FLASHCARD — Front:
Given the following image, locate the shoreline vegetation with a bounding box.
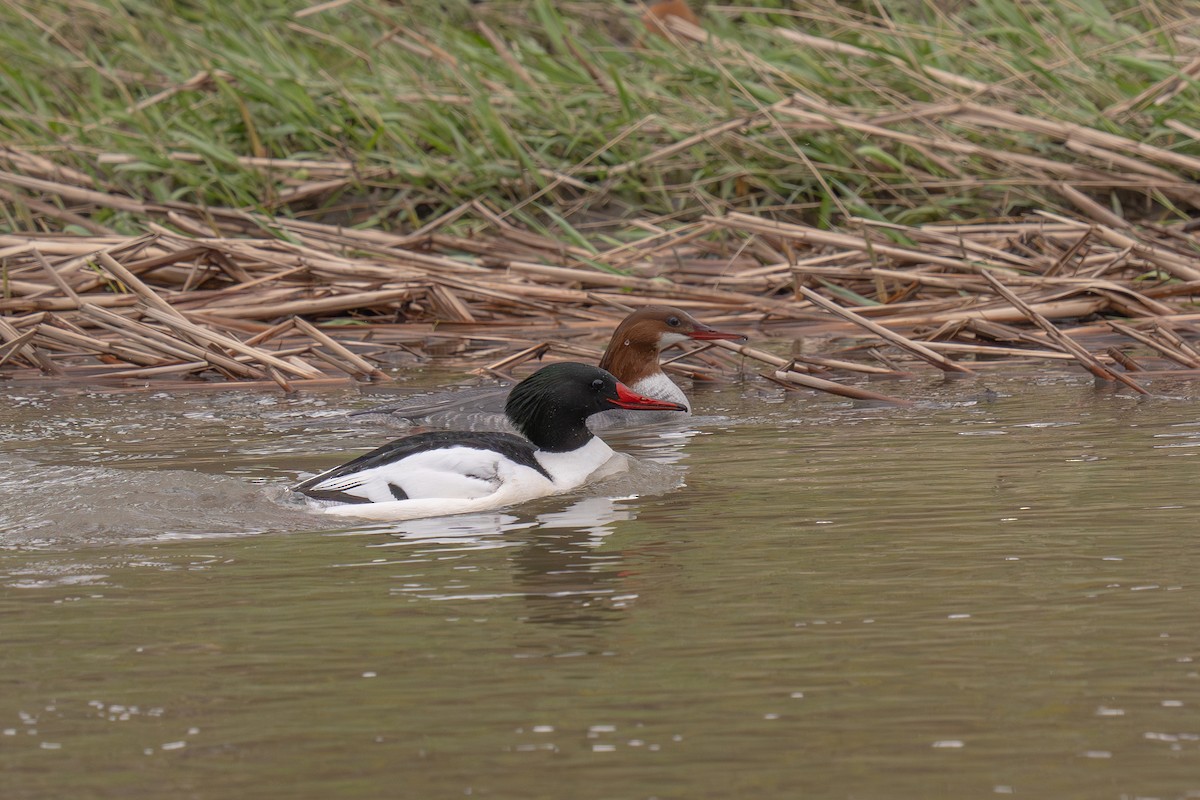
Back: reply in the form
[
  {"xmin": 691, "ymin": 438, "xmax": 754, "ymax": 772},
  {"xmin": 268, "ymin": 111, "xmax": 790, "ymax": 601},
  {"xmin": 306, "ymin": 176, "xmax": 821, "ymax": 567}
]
[{"xmin": 3, "ymin": 1, "xmax": 1200, "ymax": 402}]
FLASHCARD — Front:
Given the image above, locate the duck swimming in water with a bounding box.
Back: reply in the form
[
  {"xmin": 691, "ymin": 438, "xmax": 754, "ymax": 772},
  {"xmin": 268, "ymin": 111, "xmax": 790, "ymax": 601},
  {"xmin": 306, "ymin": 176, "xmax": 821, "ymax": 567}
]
[
  {"xmin": 296, "ymin": 362, "xmax": 687, "ymax": 521},
  {"xmin": 591, "ymin": 305, "xmax": 744, "ymax": 428}
]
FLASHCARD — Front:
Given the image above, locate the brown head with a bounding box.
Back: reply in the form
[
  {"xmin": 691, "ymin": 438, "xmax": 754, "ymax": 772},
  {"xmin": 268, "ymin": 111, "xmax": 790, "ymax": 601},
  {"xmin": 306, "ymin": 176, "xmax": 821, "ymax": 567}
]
[{"xmin": 597, "ymin": 306, "xmax": 746, "ymax": 386}]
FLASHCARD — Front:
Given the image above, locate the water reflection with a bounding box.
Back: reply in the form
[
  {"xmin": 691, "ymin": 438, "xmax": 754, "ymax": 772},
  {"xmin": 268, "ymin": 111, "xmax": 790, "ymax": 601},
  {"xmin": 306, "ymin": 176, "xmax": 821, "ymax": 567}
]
[
  {"xmin": 509, "ymin": 496, "xmax": 637, "ymax": 630},
  {"xmin": 316, "ymin": 429, "xmax": 692, "ymax": 624},
  {"xmin": 300, "ymin": 430, "xmax": 692, "ymax": 639},
  {"xmin": 344, "ymin": 495, "xmax": 643, "ymax": 631}
]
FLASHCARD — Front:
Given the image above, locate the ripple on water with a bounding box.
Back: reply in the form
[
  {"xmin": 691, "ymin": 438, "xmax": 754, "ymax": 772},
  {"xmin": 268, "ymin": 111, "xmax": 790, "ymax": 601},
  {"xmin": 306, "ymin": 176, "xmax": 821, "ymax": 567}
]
[
  {"xmin": 0, "ymin": 457, "xmax": 319, "ymax": 546},
  {"xmin": 4, "ymin": 374, "xmax": 1200, "ymax": 800}
]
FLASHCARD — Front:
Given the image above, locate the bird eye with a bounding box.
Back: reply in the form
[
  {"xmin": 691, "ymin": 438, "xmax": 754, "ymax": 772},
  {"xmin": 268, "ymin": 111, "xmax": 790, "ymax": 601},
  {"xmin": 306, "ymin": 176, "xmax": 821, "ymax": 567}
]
[
  {"xmin": 667, "ymin": 316, "xmax": 681, "ymax": 327},
  {"xmin": 591, "ymin": 378, "xmax": 605, "ymax": 391}
]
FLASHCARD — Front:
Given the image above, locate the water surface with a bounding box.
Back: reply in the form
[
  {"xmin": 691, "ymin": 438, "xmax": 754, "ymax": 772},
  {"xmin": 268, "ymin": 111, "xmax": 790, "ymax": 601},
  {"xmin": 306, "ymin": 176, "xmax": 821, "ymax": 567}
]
[{"xmin": 3, "ymin": 370, "xmax": 1199, "ymax": 799}]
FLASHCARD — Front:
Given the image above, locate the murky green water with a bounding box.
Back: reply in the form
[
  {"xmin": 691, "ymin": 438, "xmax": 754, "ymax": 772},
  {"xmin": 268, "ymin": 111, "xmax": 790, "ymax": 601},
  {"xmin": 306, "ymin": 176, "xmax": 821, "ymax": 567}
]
[{"xmin": 3, "ymin": 370, "xmax": 1200, "ymax": 799}]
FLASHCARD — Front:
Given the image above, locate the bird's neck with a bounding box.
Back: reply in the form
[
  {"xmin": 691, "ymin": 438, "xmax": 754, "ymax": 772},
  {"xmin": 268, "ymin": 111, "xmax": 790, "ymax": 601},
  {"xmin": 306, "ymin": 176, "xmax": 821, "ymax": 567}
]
[
  {"xmin": 599, "ymin": 338, "xmax": 661, "ymax": 387},
  {"xmin": 514, "ymin": 409, "xmax": 595, "ymax": 453}
]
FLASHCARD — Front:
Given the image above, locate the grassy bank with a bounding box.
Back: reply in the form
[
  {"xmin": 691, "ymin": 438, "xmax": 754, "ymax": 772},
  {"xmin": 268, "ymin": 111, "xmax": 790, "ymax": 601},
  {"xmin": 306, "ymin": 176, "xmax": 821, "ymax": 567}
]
[
  {"xmin": 3, "ymin": 0, "xmax": 1200, "ymax": 237},
  {"xmin": 3, "ymin": 1, "xmax": 1200, "ymax": 394}
]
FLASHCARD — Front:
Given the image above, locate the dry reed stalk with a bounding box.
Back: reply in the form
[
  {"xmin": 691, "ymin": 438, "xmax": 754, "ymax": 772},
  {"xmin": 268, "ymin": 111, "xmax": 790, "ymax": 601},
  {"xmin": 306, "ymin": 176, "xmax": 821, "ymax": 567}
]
[
  {"xmin": 1064, "ymin": 141, "xmax": 1184, "ymax": 184},
  {"xmin": 921, "ymin": 341, "xmax": 1077, "ymax": 360},
  {"xmin": 242, "ymin": 318, "xmax": 298, "ymax": 347},
  {"xmin": 33, "ymin": 323, "xmax": 164, "ymax": 366},
  {"xmin": 2, "ymin": 276, "xmax": 60, "ymax": 297},
  {"xmin": 200, "ymin": 288, "xmax": 414, "ymax": 319},
  {"xmin": 433, "ymin": 274, "xmax": 589, "ymax": 316},
  {"xmin": 480, "ymin": 342, "xmax": 552, "ymax": 374},
  {"xmin": 0, "ymin": 317, "xmax": 61, "ymax": 374},
  {"xmin": 470, "ymin": 203, "xmax": 596, "ymax": 260},
  {"xmin": 426, "ymin": 284, "xmax": 476, "ymax": 323},
  {"xmin": 1033, "ymin": 212, "xmax": 1200, "ymax": 281},
  {"xmin": 7, "ymin": 311, "xmax": 51, "ymax": 330},
  {"xmin": 606, "ymin": 113, "xmax": 775, "ymax": 179},
  {"xmin": 846, "ymin": 267, "xmax": 990, "ymax": 293},
  {"xmin": 304, "ymin": 348, "xmax": 364, "ymax": 380},
  {"xmin": 1054, "ymin": 183, "xmax": 1132, "ymax": 229},
  {"xmin": 291, "ymin": 316, "xmax": 390, "ymax": 380},
  {"xmin": 789, "ymin": 353, "xmax": 911, "ymax": 374},
  {"xmin": 0, "ymin": 147, "xmax": 98, "ymax": 187},
  {"xmin": 981, "ymin": 272, "xmax": 1150, "ymax": 394},
  {"xmin": 714, "ymin": 212, "xmax": 1015, "ymax": 273},
  {"xmin": 1154, "ymin": 324, "xmax": 1200, "ymax": 362},
  {"xmin": 266, "ymin": 365, "xmax": 297, "ymax": 393},
  {"xmin": 78, "ymin": 304, "xmax": 265, "ymax": 378},
  {"xmin": 72, "ymin": 246, "xmax": 207, "ymax": 292},
  {"xmin": 1144, "ymin": 279, "xmax": 1200, "ymax": 299},
  {"xmin": 504, "ymin": 260, "xmax": 794, "ymax": 313},
  {"xmin": 94, "ymin": 252, "xmax": 186, "ymax": 321},
  {"xmin": 32, "ymin": 249, "xmax": 83, "ymax": 306},
  {"xmin": 1107, "ymin": 56, "xmax": 1200, "ymax": 116},
  {"xmin": 1106, "ymin": 347, "xmax": 1145, "ymax": 372},
  {"xmin": 959, "ymin": 103, "xmax": 1200, "ymax": 177},
  {"xmin": 138, "ymin": 306, "xmax": 324, "ymax": 379},
  {"xmin": 0, "ymin": 328, "xmax": 38, "ymax": 369},
  {"xmin": 0, "ymin": 235, "xmax": 145, "ymax": 255},
  {"xmin": 883, "ymin": 297, "xmax": 1110, "ymax": 327},
  {"xmin": 774, "ymin": 104, "xmax": 1106, "ymax": 185},
  {"xmin": 0, "ymin": 186, "xmax": 113, "ymax": 235},
  {"xmin": 766, "ymin": 369, "xmax": 913, "ymax": 406},
  {"xmin": 709, "ymin": 338, "xmax": 789, "ymax": 369},
  {"xmin": 796, "ymin": 286, "xmax": 975, "ymax": 374},
  {"xmin": 772, "ymin": 28, "xmax": 996, "ymax": 94},
  {"xmin": 596, "ymin": 222, "xmax": 717, "ymax": 272},
  {"xmin": 850, "ymin": 219, "xmax": 1044, "ymax": 271},
  {"xmin": 186, "ymin": 265, "xmax": 312, "ymax": 303},
  {"xmin": 0, "ymin": 170, "xmax": 150, "ymax": 214},
  {"xmin": 97, "ymin": 151, "xmax": 360, "ymax": 177},
  {"xmin": 1105, "ymin": 321, "xmax": 1200, "ymax": 368},
  {"xmin": 94, "ymin": 361, "xmax": 213, "ymax": 379}
]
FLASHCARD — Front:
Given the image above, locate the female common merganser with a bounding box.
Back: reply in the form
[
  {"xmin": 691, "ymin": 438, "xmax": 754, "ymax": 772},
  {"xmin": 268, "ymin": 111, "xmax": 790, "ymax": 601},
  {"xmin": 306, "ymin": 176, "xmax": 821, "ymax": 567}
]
[
  {"xmin": 296, "ymin": 362, "xmax": 687, "ymax": 521},
  {"xmin": 355, "ymin": 306, "xmax": 745, "ymax": 430},
  {"xmin": 591, "ymin": 306, "xmax": 744, "ymax": 428}
]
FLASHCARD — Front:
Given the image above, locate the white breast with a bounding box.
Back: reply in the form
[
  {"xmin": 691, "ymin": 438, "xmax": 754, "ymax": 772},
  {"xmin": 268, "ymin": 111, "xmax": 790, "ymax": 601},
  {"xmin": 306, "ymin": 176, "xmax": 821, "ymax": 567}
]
[{"xmin": 534, "ymin": 436, "xmax": 617, "ymax": 490}]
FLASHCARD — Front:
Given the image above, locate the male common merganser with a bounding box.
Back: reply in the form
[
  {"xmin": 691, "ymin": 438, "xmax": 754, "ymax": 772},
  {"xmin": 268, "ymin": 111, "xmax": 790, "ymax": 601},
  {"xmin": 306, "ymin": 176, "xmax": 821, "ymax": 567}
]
[
  {"xmin": 354, "ymin": 306, "xmax": 745, "ymax": 430},
  {"xmin": 296, "ymin": 362, "xmax": 687, "ymax": 521}
]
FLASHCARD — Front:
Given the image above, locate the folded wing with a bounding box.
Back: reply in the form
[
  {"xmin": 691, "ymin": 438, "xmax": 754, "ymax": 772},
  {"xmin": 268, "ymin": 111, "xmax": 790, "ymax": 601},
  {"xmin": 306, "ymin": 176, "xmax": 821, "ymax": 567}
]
[{"xmin": 295, "ymin": 431, "xmax": 549, "ymax": 504}]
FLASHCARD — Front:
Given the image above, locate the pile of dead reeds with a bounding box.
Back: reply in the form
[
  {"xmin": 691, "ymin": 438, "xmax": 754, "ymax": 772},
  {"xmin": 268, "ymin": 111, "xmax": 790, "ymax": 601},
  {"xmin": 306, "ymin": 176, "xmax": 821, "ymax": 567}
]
[{"xmin": 3, "ymin": 162, "xmax": 1200, "ymax": 401}]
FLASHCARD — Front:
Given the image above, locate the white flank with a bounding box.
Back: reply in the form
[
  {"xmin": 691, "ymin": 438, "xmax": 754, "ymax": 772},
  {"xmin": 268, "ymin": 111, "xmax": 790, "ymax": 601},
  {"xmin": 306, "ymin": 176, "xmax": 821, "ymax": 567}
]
[{"xmin": 320, "ymin": 437, "xmax": 624, "ymax": 521}]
